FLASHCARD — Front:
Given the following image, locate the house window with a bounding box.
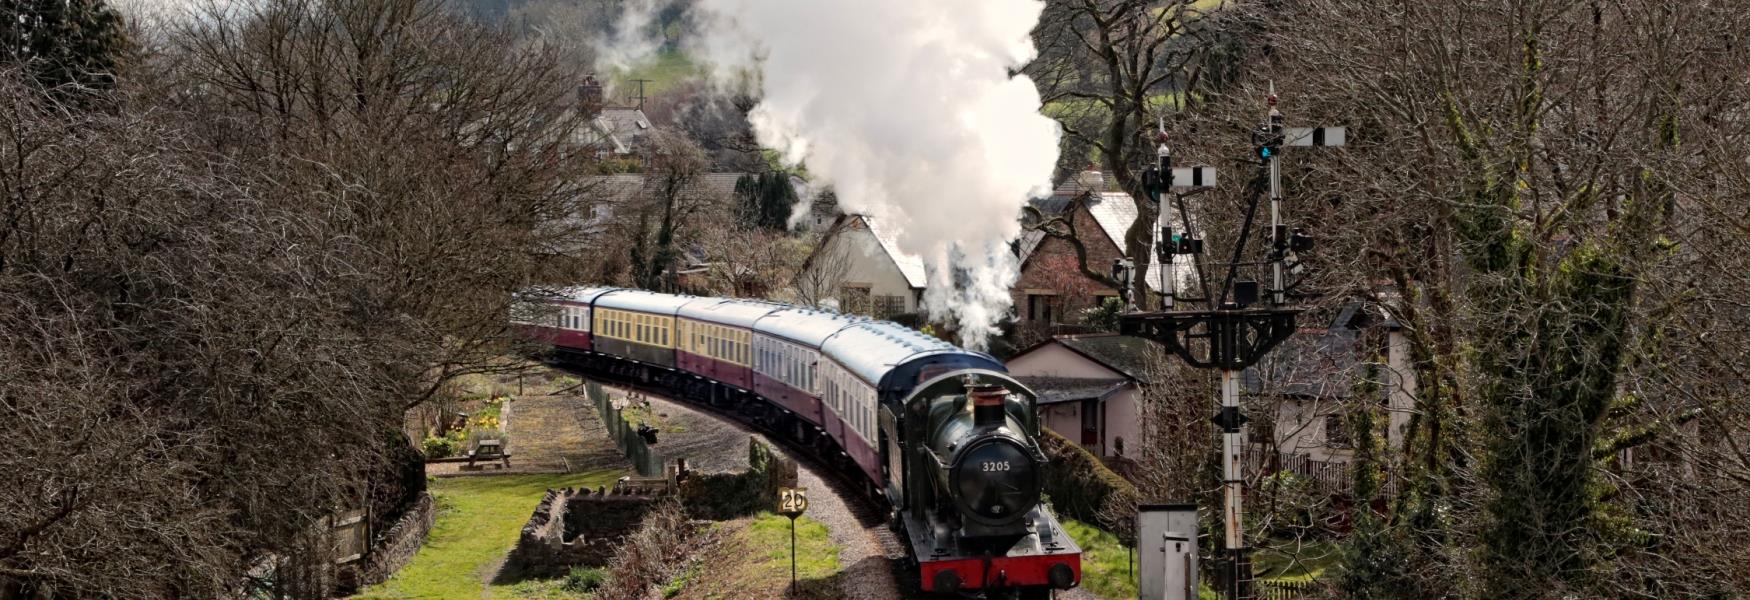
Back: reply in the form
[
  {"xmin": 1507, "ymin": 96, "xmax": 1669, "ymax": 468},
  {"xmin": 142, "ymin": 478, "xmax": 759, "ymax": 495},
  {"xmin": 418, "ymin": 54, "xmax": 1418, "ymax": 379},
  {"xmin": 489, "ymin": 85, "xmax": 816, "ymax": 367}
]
[
  {"xmin": 1325, "ymin": 414, "xmax": 1351, "ymax": 448},
  {"xmin": 1027, "ymin": 294, "xmax": 1056, "ymax": 323},
  {"xmin": 841, "ymin": 285, "xmax": 872, "ymax": 315},
  {"xmin": 873, "ymin": 295, "xmax": 906, "ymax": 318}
]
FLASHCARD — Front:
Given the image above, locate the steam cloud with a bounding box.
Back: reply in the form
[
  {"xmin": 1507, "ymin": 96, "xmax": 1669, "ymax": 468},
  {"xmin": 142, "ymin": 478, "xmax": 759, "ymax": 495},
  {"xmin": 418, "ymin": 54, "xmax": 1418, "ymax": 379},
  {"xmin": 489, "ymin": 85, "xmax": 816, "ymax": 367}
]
[{"xmin": 605, "ymin": 0, "xmax": 1059, "ymax": 350}]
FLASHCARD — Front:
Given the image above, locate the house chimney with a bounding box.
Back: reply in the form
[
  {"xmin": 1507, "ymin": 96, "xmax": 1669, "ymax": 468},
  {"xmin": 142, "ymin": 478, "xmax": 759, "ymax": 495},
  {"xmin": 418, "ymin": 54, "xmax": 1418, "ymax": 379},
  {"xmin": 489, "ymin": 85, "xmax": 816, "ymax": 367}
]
[
  {"xmin": 1077, "ymin": 165, "xmax": 1105, "ymax": 193},
  {"xmin": 578, "ymin": 75, "xmax": 605, "ymax": 118}
]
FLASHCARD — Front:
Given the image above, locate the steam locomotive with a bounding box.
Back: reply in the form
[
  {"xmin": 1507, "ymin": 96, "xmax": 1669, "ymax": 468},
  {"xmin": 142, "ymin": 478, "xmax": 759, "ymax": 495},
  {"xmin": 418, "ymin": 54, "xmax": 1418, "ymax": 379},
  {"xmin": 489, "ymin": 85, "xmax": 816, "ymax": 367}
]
[{"xmin": 514, "ymin": 287, "xmax": 1081, "ymax": 598}]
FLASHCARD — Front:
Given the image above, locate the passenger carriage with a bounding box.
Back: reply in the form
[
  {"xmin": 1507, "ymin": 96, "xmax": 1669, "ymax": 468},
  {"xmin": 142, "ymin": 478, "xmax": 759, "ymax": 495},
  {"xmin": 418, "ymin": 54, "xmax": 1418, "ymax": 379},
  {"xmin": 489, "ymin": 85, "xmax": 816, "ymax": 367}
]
[
  {"xmin": 591, "ymin": 289, "xmax": 690, "ymax": 367},
  {"xmin": 675, "ymin": 298, "xmax": 777, "ymax": 389},
  {"xmin": 749, "ymin": 307, "xmax": 866, "ymax": 427},
  {"xmin": 512, "ymin": 287, "xmax": 612, "ymax": 351}
]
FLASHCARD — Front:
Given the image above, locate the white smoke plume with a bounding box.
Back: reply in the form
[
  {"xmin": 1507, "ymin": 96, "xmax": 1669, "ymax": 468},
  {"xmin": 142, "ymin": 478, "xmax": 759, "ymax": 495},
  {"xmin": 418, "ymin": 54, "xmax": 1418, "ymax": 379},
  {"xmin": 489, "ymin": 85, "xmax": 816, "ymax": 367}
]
[{"xmin": 606, "ymin": 1, "xmax": 1060, "ymax": 350}]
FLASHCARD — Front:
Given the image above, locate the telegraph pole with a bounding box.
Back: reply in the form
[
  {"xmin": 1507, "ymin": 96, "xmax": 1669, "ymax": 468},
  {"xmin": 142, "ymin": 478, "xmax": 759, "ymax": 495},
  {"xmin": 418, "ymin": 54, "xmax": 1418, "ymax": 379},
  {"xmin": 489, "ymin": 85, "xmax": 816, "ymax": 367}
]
[{"xmin": 1124, "ymin": 91, "xmax": 1344, "ymax": 600}]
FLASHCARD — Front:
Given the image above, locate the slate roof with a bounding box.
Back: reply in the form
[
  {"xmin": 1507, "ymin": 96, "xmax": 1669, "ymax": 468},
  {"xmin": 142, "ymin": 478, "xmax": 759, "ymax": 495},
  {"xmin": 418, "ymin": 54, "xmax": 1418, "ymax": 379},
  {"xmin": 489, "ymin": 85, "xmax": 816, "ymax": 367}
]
[
  {"xmin": 1016, "ymin": 195, "xmax": 1073, "ymax": 263},
  {"xmin": 860, "ymin": 215, "xmax": 929, "ymax": 289},
  {"xmin": 1252, "ymin": 328, "xmax": 1363, "ymax": 398},
  {"xmin": 1014, "ymin": 376, "xmax": 1131, "ymax": 405},
  {"xmin": 1011, "ymin": 333, "xmax": 1160, "ymax": 382},
  {"xmin": 1248, "ymin": 303, "xmax": 1375, "ymax": 399},
  {"xmin": 583, "ymin": 107, "xmax": 653, "ymax": 155}
]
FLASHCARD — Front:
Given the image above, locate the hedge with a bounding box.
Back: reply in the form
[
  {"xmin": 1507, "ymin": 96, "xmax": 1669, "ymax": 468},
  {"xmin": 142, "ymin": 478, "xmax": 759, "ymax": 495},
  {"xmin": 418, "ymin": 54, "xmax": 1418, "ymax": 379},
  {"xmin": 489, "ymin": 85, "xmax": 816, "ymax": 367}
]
[{"xmin": 1040, "ymin": 428, "xmax": 1142, "ymax": 541}]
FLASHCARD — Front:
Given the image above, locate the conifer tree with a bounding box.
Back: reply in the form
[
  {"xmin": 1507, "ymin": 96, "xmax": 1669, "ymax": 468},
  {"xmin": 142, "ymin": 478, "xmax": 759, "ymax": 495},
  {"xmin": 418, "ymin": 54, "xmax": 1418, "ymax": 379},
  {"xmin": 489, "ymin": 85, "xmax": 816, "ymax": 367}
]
[{"xmin": 1, "ymin": 0, "xmax": 131, "ymax": 100}]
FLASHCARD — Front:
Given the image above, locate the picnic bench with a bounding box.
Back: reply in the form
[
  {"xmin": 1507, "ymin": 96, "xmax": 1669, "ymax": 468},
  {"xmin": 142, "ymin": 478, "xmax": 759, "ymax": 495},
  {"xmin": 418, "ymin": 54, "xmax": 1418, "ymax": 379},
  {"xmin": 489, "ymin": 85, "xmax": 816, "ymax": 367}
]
[{"xmin": 466, "ymin": 439, "xmax": 512, "ymax": 469}]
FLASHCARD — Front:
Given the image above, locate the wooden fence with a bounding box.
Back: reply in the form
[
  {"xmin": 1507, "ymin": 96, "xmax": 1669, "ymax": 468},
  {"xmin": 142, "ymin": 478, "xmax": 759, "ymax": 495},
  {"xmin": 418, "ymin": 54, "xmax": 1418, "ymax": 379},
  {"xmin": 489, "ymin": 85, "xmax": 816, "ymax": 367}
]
[
  {"xmin": 1244, "ymin": 446, "xmax": 1400, "ymax": 498},
  {"xmin": 1256, "ymin": 578, "xmax": 1319, "ymax": 600},
  {"xmin": 328, "ymin": 508, "xmax": 368, "ymax": 565}
]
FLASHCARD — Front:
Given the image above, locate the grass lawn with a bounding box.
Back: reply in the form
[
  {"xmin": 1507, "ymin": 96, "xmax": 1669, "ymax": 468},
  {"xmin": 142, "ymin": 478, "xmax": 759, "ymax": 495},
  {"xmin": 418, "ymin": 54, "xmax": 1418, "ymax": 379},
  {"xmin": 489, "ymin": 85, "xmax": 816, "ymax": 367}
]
[
  {"xmin": 1061, "ymin": 518, "xmax": 1222, "ymax": 600},
  {"xmin": 668, "ymin": 512, "xmax": 840, "ymax": 600},
  {"xmin": 1062, "ymin": 518, "xmax": 1139, "ymax": 600},
  {"xmin": 355, "ymin": 470, "xmax": 622, "ymax": 600}
]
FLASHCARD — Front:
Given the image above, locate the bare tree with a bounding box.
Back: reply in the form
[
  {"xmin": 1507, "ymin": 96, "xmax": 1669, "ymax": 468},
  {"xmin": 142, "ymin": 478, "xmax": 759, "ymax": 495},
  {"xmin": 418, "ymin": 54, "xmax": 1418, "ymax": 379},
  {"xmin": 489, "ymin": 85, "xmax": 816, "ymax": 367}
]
[
  {"xmin": 625, "ymin": 130, "xmax": 712, "ymax": 291},
  {"xmin": 2, "ymin": 0, "xmax": 611, "ymax": 594},
  {"xmin": 791, "ymin": 226, "xmax": 853, "ymax": 310},
  {"xmin": 1027, "ymin": 0, "xmax": 1259, "ymax": 307},
  {"xmin": 1171, "ymin": 0, "xmax": 1750, "ymax": 597}
]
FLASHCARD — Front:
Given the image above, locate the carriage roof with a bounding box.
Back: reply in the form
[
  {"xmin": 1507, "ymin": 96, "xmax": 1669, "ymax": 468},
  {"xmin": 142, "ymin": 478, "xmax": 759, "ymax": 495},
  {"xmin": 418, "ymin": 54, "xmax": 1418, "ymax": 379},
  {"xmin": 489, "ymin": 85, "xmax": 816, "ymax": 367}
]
[
  {"xmin": 677, "ymin": 298, "xmax": 786, "ymax": 328},
  {"xmin": 594, "ymin": 289, "xmax": 697, "ymax": 314},
  {"xmin": 820, "ymin": 321, "xmax": 967, "ymax": 385},
  {"xmin": 755, "ymin": 308, "xmax": 869, "ymax": 346}
]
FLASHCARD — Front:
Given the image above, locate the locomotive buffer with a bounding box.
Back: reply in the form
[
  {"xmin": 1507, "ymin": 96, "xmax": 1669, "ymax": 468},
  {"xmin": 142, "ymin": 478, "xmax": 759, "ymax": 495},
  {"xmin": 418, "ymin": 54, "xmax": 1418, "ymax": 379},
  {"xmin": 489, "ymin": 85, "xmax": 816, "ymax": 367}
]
[{"xmin": 1121, "ymin": 92, "xmax": 1343, "ymax": 600}]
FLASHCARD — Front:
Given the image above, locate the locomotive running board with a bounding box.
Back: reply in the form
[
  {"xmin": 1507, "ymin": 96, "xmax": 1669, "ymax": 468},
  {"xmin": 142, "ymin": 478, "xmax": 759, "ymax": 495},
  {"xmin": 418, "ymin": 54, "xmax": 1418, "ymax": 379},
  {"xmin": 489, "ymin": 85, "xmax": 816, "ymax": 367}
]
[{"xmin": 900, "ymin": 507, "xmax": 1082, "ymax": 592}]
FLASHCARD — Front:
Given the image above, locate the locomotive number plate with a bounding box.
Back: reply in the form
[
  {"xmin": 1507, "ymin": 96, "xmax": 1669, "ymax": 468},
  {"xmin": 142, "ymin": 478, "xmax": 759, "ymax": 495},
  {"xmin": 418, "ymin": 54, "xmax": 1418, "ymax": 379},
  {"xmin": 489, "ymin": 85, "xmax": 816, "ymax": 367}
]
[
  {"xmin": 778, "ymin": 487, "xmax": 809, "ymax": 517},
  {"xmin": 981, "ymin": 461, "xmax": 1012, "ymax": 472}
]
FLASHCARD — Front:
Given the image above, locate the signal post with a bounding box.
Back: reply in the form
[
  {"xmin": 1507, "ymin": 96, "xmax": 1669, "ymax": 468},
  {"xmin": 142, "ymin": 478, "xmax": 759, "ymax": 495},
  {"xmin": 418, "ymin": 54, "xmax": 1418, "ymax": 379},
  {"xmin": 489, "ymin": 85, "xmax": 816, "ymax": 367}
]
[{"xmin": 1122, "ymin": 92, "xmax": 1343, "ymax": 600}]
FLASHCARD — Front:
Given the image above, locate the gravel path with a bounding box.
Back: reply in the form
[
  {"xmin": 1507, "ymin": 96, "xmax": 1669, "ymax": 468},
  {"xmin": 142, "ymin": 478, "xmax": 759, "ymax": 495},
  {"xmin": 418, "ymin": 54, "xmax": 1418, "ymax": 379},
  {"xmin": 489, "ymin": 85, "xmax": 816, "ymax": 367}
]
[{"xmin": 787, "ymin": 448, "xmax": 907, "ymax": 600}]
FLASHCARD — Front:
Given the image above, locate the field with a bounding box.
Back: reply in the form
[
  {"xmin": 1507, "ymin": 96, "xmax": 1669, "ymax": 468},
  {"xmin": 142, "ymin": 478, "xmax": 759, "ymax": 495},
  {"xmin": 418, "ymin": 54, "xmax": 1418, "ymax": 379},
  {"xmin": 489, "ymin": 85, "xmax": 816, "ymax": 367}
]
[
  {"xmin": 354, "ymin": 470, "xmax": 622, "ymax": 600},
  {"xmin": 608, "ymin": 50, "xmax": 702, "ymax": 99}
]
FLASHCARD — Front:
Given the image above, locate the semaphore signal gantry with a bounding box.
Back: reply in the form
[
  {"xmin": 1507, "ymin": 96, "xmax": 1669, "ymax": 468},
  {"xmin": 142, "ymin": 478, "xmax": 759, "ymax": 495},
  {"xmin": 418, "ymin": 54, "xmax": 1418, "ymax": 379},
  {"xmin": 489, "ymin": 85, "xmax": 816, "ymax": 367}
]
[{"xmin": 1119, "ymin": 90, "xmax": 1346, "ymax": 600}]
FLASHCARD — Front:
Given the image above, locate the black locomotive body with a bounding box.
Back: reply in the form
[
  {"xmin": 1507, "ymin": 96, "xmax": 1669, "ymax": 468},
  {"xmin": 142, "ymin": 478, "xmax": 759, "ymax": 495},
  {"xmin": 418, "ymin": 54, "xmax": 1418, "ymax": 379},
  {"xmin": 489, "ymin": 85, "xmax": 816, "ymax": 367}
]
[{"xmin": 886, "ymin": 370, "xmax": 1082, "ymax": 597}]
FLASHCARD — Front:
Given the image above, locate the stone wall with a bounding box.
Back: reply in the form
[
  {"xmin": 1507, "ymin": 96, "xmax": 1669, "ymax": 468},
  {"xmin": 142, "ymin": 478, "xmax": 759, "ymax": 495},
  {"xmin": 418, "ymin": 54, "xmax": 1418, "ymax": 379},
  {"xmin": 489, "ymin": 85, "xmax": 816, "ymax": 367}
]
[
  {"xmin": 507, "ymin": 440, "xmax": 796, "ymax": 577},
  {"xmin": 677, "ymin": 438, "xmax": 795, "ymax": 520},
  {"xmin": 507, "ymin": 486, "xmax": 665, "ymax": 578},
  {"xmin": 337, "ymin": 491, "xmax": 436, "ymax": 592}
]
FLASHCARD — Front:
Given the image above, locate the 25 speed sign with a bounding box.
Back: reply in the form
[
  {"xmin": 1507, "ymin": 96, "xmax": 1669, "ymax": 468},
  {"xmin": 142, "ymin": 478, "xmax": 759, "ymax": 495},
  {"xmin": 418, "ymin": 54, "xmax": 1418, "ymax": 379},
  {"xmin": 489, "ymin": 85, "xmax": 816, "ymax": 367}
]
[{"xmin": 778, "ymin": 487, "xmax": 809, "ymax": 518}]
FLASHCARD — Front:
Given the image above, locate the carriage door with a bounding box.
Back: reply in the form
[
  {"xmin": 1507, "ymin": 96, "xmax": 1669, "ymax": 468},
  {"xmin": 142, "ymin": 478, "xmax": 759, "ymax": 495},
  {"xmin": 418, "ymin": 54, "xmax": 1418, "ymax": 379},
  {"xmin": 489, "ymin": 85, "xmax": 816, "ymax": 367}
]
[{"xmin": 879, "ymin": 406, "xmax": 904, "ymax": 507}]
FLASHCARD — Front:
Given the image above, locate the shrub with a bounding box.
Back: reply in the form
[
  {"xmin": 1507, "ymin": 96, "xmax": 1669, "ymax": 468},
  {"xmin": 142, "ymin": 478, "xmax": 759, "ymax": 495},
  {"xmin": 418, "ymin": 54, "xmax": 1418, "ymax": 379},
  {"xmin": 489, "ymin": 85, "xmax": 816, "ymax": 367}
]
[
  {"xmin": 596, "ymin": 500, "xmax": 693, "ymax": 600},
  {"xmin": 420, "ymin": 435, "xmax": 457, "ymax": 459},
  {"xmin": 562, "ymin": 566, "xmax": 607, "ymax": 593},
  {"xmin": 1039, "ymin": 428, "xmax": 1140, "ymax": 536}
]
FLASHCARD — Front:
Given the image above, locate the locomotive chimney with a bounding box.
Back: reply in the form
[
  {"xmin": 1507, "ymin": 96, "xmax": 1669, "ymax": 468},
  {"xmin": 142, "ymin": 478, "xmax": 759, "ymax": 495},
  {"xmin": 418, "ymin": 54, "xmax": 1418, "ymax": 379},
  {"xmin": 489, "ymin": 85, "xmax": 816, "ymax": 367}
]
[{"xmin": 969, "ymin": 384, "xmax": 1007, "ymax": 427}]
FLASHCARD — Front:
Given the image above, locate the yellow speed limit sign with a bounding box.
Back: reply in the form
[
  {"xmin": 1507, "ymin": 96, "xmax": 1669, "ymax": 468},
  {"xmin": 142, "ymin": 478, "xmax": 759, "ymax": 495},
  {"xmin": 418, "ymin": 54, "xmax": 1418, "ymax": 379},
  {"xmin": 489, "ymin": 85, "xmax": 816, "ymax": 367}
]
[{"xmin": 778, "ymin": 487, "xmax": 809, "ymax": 518}]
